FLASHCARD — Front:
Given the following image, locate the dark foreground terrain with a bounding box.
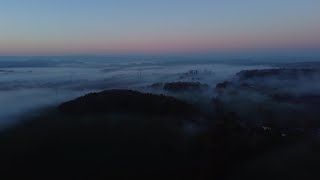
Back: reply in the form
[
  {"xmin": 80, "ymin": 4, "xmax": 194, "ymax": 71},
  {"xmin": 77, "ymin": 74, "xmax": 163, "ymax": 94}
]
[{"xmin": 1, "ymin": 68, "xmax": 320, "ymax": 179}]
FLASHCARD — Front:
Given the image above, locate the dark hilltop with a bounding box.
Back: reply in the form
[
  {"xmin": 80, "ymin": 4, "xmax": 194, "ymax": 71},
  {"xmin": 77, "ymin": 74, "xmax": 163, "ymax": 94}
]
[{"xmin": 0, "ymin": 68, "xmax": 320, "ymax": 180}]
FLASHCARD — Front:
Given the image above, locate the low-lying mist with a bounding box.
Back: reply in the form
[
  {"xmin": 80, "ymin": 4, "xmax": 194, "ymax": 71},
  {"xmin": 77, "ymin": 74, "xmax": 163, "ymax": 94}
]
[
  {"xmin": 2, "ymin": 56, "xmax": 320, "ymax": 129},
  {"xmin": 0, "ymin": 57, "xmax": 272, "ymax": 127}
]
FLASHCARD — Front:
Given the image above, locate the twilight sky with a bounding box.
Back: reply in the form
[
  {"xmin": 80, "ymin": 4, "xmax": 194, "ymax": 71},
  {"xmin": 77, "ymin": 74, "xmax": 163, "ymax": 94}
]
[{"xmin": 0, "ymin": 0, "xmax": 319, "ymax": 55}]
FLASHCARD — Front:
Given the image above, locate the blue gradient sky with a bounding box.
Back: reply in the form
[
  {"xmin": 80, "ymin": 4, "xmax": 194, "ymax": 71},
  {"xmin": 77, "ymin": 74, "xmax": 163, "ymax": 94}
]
[{"xmin": 0, "ymin": 0, "xmax": 319, "ymax": 55}]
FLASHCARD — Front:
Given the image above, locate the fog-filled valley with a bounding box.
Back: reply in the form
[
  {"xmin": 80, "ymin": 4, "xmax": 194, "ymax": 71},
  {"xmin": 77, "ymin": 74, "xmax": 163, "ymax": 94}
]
[
  {"xmin": 1, "ymin": 56, "xmax": 320, "ymax": 179},
  {"xmin": 0, "ymin": 56, "xmax": 271, "ymax": 127}
]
